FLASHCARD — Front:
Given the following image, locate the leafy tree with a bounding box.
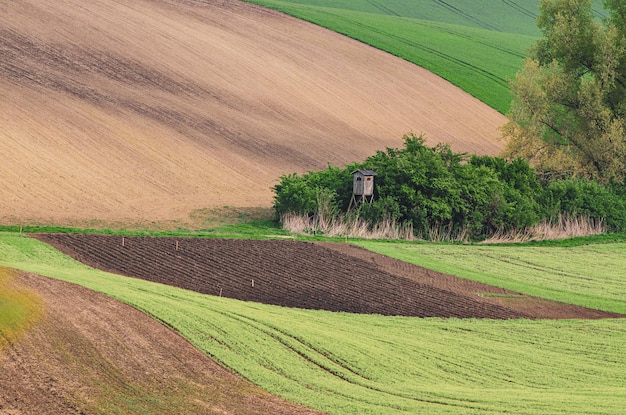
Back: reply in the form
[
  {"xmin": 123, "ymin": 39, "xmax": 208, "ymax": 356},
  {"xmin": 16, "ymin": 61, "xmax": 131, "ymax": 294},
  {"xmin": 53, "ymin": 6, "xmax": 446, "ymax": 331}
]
[
  {"xmin": 468, "ymin": 155, "xmax": 543, "ymax": 230},
  {"xmin": 503, "ymin": 0, "xmax": 626, "ymax": 183}
]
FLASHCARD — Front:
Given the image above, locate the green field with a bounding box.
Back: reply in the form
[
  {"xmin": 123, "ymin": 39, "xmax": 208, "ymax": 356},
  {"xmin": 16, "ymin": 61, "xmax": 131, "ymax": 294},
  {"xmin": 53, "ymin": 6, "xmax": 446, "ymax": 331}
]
[
  {"xmin": 355, "ymin": 239, "xmax": 626, "ymax": 315},
  {"xmin": 244, "ymin": 0, "xmax": 607, "ymax": 113},
  {"xmin": 1, "ymin": 232, "xmax": 625, "ymax": 414}
]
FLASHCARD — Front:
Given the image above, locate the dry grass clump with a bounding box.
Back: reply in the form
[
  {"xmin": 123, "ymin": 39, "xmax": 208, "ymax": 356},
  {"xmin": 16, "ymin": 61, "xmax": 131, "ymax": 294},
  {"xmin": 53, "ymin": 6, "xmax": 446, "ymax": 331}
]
[
  {"xmin": 414, "ymin": 225, "xmax": 470, "ymax": 243},
  {"xmin": 280, "ymin": 212, "xmax": 415, "ymax": 240},
  {"xmin": 481, "ymin": 214, "xmax": 606, "ymax": 244},
  {"xmin": 282, "ymin": 212, "xmax": 606, "ymax": 243}
]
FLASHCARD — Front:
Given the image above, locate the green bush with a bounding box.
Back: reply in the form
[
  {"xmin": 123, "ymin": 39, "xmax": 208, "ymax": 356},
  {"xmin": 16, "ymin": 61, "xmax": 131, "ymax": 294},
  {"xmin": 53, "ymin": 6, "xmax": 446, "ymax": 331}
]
[
  {"xmin": 363, "ymin": 136, "xmax": 461, "ymax": 233},
  {"xmin": 272, "ymin": 165, "xmax": 355, "ymax": 219},
  {"xmin": 540, "ymin": 179, "xmax": 626, "ymax": 232},
  {"xmin": 272, "ymin": 134, "xmax": 626, "ymax": 239},
  {"xmin": 360, "ymin": 134, "xmax": 542, "ymax": 238},
  {"xmin": 467, "ymin": 155, "xmax": 542, "ymax": 233}
]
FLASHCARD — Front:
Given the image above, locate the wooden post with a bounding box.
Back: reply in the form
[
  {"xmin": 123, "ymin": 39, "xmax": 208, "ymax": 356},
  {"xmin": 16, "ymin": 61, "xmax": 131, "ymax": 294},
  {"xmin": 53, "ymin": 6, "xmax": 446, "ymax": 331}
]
[
  {"xmin": 251, "ymin": 279, "xmax": 255, "ymax": 288},
  {"xmin": 219, "ymin": 288, "xmax": 223, "ymax": 297},
  {"xmin": 121, "ymin": 236, "xmax": 125, "ymax": 247},
  {"xmin": 176, "ymin": 240, "xmax": 179, "ymax": 251}
]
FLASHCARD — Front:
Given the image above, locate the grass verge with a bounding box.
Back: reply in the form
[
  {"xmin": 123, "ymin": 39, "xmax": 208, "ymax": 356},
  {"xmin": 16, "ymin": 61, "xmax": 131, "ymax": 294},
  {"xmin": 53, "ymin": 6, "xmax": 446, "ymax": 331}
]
[{"xmin": 0, "ymin": 209, "xmax": 286, "ymax": 240}]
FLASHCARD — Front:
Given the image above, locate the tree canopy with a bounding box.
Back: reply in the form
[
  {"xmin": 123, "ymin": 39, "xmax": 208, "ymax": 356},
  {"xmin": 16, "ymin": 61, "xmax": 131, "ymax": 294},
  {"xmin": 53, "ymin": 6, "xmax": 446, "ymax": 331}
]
[{"xmin": 503, "ymin": 0, "xmax": 626, "ymax": 183}]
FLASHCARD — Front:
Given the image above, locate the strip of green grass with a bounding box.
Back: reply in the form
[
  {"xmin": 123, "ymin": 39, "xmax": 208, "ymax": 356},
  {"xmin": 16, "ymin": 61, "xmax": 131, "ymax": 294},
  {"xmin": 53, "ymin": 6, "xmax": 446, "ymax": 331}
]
[
  {"xmin": 0, "ymin": 218, "xmax": 289, "ymax": 240},
  {"xmin": 1, "ymin": 232, "xmax": 625, "ymax": 414},
  {"xmin": 245, "ymin": 0, "xmax": 538, "ymax": 113},
  {"xmin": 354, "ymin": 240, "xmax": 626, "ymax": 314}
]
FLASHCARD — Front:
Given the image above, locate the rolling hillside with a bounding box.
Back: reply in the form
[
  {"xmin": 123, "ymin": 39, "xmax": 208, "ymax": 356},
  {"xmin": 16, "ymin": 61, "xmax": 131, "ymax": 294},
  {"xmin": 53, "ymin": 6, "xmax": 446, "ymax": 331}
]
[
  {"xmin": 0, "ymin": 268, "xmax": 323, "ymax": 414},
  {"xmin": 246, "ymin": 1, "xmax": 608, "ymax": 113},
  {"xmin": 246, "ymin": 0, "xmax": 540, "ymax": 112},
  {"xmin": 1, "ymin": 0, "xmax": 507, "ymax": 227}
]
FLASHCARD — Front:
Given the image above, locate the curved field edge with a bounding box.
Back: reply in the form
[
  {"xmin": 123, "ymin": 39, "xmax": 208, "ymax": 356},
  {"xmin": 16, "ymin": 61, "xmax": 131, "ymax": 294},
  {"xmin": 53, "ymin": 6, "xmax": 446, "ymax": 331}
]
[
  {"xmin": 0, "ymin": 233, "xmax": 625, "ymax": 414},
  {"xmin": 243, "ymin": 0, "xmax": 537, "ymax": 113},
  {"xmin": 354, "ymin": 241, "xmax": 626, "ymax": 315}
]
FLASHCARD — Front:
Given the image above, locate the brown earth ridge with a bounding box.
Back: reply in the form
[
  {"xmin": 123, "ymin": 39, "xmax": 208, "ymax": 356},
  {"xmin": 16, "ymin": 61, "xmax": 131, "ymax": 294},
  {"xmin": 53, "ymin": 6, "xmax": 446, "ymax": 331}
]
[
  {"xmin": 1, "ymin": 0, "xmax": 507, "ymax": 226},
  {"xmin": 34, "ymin": 234, "xmax": 624, "ymax": 320}
]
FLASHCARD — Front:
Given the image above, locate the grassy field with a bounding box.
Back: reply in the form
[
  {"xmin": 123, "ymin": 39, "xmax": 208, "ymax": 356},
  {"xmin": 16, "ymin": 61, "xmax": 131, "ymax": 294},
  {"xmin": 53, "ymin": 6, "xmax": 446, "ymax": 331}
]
[
  {"xmin": 355, "ymin": 239, "xmax": 626, "ymax": 314},
  {"xmin": 253, "ymin": 0, "xmax": 542, "ymax": 35},
  {"xmin": 244, "ymin": 0, "xmax": 608, "ymax": 113},
  {"xmin": 1, "ymin": 231, "xmax": 625, "ymax": 414}
]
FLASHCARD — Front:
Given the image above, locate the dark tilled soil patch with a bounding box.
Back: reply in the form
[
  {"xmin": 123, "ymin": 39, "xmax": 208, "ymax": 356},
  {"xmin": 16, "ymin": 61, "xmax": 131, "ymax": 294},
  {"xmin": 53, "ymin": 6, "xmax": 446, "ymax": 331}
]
[{"xmin": 34, "ymin": 234, "xmax": 624, "ymax": 320}]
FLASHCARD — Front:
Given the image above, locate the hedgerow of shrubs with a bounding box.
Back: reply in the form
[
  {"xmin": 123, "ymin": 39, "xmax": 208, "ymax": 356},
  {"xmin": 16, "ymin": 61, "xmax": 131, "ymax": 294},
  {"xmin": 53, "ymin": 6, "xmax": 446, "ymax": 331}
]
[{"xmin": 273, "ymin": 134, "xmax": 626, "ymax": 240}]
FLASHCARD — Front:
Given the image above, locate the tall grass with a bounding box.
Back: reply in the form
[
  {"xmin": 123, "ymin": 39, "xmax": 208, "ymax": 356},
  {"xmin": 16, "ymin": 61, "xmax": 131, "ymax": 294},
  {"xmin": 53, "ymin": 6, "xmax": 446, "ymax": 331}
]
[
  {"xmin": 482, "ymin": 214, "xmax": 606, "ymax": 244},
  {"xmin": 281, "ymin": 212, "xmax": 607, "ymax": 243},
  {"xmin": 281, "ymin": 190, "xmax": 415, "ymax": 239},
  {"xmin": 281, "ymin": 211, "xmax": 415, "ymax": 240},
  {"xmin": 281, "ymin": 211, "xmax": 606, "ymax": 243},
  {"xmin": 0, "ymin": 267, "xmax": 42, "ymax": 348},
  {"xmin": 414, "ymin": 223, "xmax": 470, "ymax": 243}
]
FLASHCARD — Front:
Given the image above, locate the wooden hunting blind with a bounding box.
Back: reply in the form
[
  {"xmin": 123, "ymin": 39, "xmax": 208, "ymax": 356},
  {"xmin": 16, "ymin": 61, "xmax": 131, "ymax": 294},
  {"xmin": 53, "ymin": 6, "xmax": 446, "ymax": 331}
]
[{"xmin": 349, "ymin": 169, "xmax": 376, "ymax": 210}]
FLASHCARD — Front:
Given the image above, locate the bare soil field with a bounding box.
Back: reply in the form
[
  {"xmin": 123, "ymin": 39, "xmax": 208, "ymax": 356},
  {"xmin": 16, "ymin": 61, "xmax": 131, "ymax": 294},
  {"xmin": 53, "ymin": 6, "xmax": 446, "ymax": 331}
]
[
  {"xmin": 0, "ymin": 268, "xmax": 325, "ymax": 415},
  {"xmin": 34, "ymin": 234, "xmax": 623, "ymax": 320},
  {"xmin": 1, "ymin": 0, "xmax": 507, "ymax": 227}
]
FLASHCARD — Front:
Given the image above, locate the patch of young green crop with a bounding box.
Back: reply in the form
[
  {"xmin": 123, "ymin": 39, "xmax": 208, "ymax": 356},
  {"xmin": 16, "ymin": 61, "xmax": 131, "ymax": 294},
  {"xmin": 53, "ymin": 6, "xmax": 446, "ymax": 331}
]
[
  {"xmin": 245, "ymin": 0, "xmax": 538, "ymax": 112},
  {"xmin": 355, "ymin": 240, "xmax": 626, "ymax": 314},
  {"xmin": 245, "ymin": 0, "xmax": 608, "ymax": 112},
  {"xmin": 0, "ymin": 294, "xmax": 34, "ymax": 343},
  {"xmin": 0, "ymin": 267, "xmax": 42, "ymax": 348},
  {"xmin": 1, "ymin": 233, "xmax": 625, "ymax": 414},
  {"xmin": 247, "ymin": 0, "xmax": 543, "ymax": 36}
]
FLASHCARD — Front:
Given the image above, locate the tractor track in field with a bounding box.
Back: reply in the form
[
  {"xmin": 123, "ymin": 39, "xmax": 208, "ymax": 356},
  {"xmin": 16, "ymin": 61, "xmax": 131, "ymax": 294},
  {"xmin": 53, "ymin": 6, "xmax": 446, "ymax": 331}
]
[
  {"xmin": 431, "ymin": 0, "xmax": 500, "ymax": 32},
  {"xmin": 366, "ymin": 0, "xmax": 401, "ymax": 17},
  {"xmin": 33, "ymin": 234, "xmax": 624, "ymax": 320},
  {"xmin": 501, "ymin": 0, "xmax": 537, "ymax": 19},
  {"xmin": 324, "ymin": 12, "xmax": 510, "ymax": 88}
]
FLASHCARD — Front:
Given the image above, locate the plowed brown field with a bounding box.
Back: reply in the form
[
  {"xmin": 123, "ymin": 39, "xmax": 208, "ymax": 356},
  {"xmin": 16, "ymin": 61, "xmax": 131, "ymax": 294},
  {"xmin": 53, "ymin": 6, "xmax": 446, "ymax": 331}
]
[
  {"xmin": 0, "ymin": 268, "xmax": 324, "ymax": 415},
  {"xmin": 1, "ymin": 0, "xmax": 507, "ymax": 227},
  {"xmin": 34, "ymin": 234, "xmax": 623, "ymax": 320}
]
